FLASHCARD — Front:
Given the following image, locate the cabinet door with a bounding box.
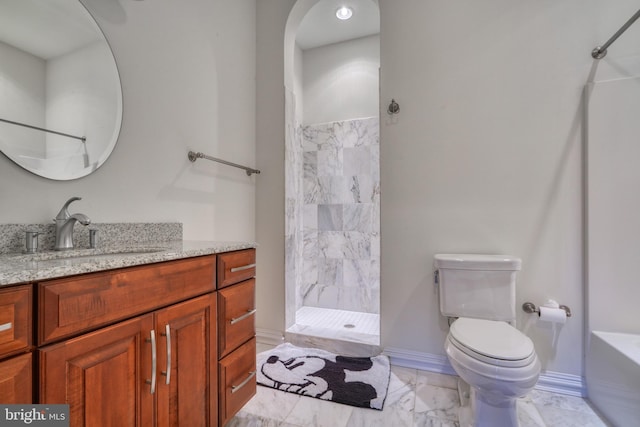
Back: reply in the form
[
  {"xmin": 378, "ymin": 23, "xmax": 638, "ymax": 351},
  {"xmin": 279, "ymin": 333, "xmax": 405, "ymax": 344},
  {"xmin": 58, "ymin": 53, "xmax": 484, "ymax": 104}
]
[
  {"xmin": 155, "ymin": 294, "xmax": 217, "ymax": 427},
  {"xmin": 0, "ymin": 352, "xmax": 32, "ymax": 403},
  {"xmin": 40, "ymin": 315, "xmax": 154, "ymax": 427}
]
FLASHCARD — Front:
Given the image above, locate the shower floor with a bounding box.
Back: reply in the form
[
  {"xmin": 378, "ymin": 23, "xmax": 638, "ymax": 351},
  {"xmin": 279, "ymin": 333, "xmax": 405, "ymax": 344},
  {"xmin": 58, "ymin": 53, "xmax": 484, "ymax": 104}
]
[{"xmin": 285, "ymin": 306, "xmax": 380, "ymax": 356}]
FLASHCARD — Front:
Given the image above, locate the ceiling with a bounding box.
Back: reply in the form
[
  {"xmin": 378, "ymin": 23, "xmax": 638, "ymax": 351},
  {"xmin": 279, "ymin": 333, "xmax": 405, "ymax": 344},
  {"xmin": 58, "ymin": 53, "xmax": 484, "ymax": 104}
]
[
  {"xmin": 0, "ymin": 0, "xmax": 379, "ymax": 58},
  {"xmin": 296, "ymin": 0, "xmax": 380, "ymax": 50}
]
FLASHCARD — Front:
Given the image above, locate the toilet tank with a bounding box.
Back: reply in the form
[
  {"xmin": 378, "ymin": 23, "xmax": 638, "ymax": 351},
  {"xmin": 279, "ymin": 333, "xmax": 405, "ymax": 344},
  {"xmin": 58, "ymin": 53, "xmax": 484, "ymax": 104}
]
[{"xmin": 434, "ymin": 254, "xmax": 522, "ymax": 322}]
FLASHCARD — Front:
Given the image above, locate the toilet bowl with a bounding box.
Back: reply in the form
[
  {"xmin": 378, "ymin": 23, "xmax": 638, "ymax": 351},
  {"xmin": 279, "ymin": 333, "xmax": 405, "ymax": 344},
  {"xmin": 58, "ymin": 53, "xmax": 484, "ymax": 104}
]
[{"xmin": 445, "ymin": 317, "xmax": 540, "ymax": 427}]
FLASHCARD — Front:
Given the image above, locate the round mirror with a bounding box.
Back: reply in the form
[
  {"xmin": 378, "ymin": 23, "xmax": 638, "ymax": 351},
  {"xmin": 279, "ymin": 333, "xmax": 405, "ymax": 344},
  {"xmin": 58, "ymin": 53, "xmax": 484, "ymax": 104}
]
[{"xmin": 0, "ymin": 0, "xmax": 122, "ymax": 180}]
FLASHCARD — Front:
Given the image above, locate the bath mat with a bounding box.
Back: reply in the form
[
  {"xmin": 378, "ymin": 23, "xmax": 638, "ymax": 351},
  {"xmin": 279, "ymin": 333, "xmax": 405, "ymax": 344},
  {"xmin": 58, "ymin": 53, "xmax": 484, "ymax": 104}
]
[{"xmin": 257, "ymin": 342, "xmax": 390, "ymax": 410}]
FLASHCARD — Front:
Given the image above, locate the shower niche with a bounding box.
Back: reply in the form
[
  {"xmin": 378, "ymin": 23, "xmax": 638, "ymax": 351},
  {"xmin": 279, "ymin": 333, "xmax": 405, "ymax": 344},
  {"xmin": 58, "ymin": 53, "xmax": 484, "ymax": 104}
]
[{"xmin": 284, "ymin": 0, "xmax": 380, "ymax": 356}]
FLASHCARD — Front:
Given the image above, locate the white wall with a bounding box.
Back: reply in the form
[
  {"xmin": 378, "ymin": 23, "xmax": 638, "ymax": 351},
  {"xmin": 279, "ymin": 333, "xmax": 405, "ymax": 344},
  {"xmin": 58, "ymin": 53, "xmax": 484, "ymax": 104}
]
[
  {"xmin": 0, "ymin": 0, "xmax": 256, "ymax": 243},
  {"xmin": 256, "ymin": 0, "xmax": 297, "ymax": 336},
  {"xmin": 257, "ymin": 0, "xmax": 640, "ymax": 378},
  {"xmin": 376, "ymin": 0, "xmax": 640, "ymax": 378},
  {"xmin": 302, "ymin": 35, "xmax": 379, "ymax": 125},
  {"xmin": 378, "ymin": 0, "xmax": 583, "ymax": 377}
]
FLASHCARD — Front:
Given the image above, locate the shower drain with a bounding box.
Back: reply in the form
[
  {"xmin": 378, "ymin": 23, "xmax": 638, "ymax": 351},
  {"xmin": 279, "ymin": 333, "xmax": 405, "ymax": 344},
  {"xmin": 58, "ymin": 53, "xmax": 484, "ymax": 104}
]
[{"xmin": 343, "ymin": 323, "xmax": 356, "ymax": 329}]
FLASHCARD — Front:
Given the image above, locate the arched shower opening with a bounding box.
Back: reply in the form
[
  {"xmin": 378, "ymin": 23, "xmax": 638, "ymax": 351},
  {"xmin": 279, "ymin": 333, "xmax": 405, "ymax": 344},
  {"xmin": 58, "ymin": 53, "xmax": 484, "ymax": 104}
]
[{"xmin": 283, "ymin": 0, "xmax": 381, "ymax": 356}]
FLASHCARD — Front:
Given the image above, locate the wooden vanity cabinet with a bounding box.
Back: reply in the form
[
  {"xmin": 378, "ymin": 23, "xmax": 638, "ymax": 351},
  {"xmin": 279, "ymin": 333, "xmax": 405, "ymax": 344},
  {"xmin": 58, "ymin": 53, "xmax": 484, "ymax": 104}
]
[
  {"xmin": 0, "ymin": 285, "xmax": 33, "ymax": 404},
  {"xmin": 216, "ymin": 249, "xmax": 257, "ymax": 426},
  {"xmin": 0, "ymin": 250, "xmax": 248, "ymax": 416},
  {"xmin": 40, "ymin": 294, "xmax": 216, "ymax": 427},
  {"xmin": 38, "ymin": 255, "xmax": 218, "ymax": 427}
]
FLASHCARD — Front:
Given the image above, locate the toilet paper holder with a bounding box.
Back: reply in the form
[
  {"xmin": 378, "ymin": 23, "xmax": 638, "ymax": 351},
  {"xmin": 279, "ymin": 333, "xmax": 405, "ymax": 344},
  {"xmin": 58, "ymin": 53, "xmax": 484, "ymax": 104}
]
[{"xmin": 522, "ymin": 302, "xmax": 572, "ymax": 318}]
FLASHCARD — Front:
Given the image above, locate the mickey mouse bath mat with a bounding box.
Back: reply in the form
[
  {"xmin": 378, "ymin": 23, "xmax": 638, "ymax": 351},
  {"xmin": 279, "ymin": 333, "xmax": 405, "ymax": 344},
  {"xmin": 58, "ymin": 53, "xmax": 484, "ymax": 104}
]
[{"xmin": 256, "ymin": 342, "xmax": 391, "ymax": 410}]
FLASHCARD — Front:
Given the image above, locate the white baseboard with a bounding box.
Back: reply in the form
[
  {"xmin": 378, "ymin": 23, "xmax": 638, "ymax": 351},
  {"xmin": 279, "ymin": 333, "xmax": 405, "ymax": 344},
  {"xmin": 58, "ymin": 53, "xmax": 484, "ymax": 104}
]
[
  {"xmin": 383, "ymin": 346, "xmax": 585, "ymax": 397},
  {"xmin": 383, "ymin": 346, "xmax": 457, "ymax": 376},
  {"xmin": 256, "ymin": 327, "xmax": 285, "ymax": 346},
  {"xmin": 536, "ymin": 370, "xmax": 585, "ymax": 397}
]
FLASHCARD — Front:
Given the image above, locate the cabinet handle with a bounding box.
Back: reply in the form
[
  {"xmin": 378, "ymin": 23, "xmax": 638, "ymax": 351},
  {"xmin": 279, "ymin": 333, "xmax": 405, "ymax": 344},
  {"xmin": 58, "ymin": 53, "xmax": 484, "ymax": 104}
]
[
  {"xmin": 161, "ymin": 324, "xmax": 171, "ymax": 385},
  {"xmin": 230, "ymin": 309, "xmax": 257, "ymax": 325},
  {"xmin": 145, "ymin": 330, "xmax": 157, "ymax": 394},
  {"xmin": 231, "ymin": 370, "xmax": 256, "ymax": 394},
  {"xmin": 230, "ymin": 263, "xmax": 256, "ymax": 273},
  {"xmin": 0, "ymin": 322, "xmax": 12, "ymax": 332}
]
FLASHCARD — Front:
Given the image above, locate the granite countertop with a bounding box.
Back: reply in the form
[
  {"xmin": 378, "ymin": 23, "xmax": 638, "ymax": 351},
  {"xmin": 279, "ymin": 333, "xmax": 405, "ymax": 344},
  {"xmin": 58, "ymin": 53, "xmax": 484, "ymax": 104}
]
[{"xmin": 0, "ymin": 240, "xmax": 257, "ymax": 287}]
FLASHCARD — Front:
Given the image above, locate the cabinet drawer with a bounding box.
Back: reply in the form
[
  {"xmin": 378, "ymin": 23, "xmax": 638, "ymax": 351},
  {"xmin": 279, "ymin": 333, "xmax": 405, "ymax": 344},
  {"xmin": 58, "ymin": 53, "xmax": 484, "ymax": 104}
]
[
  {"xmin": 0, "ymin": 285, "xmax": 32, "ymax": 358},
  {"xmin": 217, "ymin": 249, "xmax": 256, "ymax": 289},
  {"xmin": 218, "ymin": 278, "xmax": 255, "ymax": 358},
  {"xmin": 38, "ymin": 255, "xmax": 216, "ymax": 345},
  {"xmin": 219, "ymin": 337, "xmax": 256, "ymax": 426}
]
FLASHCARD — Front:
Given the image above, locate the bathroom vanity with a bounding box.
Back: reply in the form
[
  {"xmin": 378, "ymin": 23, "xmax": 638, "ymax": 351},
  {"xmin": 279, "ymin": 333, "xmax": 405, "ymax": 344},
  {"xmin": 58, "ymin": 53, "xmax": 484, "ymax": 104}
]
[{"xmin": 0, "ymin": 241, "xmax": 256, "ymax": 427}]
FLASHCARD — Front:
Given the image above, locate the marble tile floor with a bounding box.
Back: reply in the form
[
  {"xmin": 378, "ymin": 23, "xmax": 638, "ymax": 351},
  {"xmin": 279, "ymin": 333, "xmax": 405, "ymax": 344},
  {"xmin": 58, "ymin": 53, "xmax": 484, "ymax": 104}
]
[{"xmin": 230, "ymin": 344, "xmax": 611, "ymax": 427}]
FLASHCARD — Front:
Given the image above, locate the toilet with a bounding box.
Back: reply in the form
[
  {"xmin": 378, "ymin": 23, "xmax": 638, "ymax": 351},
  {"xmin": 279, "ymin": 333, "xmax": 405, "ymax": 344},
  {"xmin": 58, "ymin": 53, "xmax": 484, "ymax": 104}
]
[{"xmin": 434, "ymin": 254, "xmax": 540, "ymax": 427}]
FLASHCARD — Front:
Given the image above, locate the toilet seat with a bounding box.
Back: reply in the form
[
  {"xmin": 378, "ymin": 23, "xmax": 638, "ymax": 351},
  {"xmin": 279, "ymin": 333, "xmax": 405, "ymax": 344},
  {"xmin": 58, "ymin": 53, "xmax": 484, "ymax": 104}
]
[{"xmin": 449, "ymin": 317, "xmax": 535, "ymax": 368}]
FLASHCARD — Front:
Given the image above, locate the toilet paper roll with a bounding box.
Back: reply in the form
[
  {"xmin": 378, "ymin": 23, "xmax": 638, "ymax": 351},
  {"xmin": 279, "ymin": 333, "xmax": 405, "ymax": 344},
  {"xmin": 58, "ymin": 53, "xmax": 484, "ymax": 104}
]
[{"xmin": 538, "ymin": 306, "xmax": 566, "ymax": 324}]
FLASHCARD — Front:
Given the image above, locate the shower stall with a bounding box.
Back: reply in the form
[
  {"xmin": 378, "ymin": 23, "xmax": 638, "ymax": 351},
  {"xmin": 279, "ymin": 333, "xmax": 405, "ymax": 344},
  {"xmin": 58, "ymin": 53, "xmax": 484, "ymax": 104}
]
[
  {"xmin": 283, "ymin": 0, "xmax": 381, "ymax": 356},
  {"xmin": 285, "ymin": 109, "xmax": 380, "ymax": 356}
]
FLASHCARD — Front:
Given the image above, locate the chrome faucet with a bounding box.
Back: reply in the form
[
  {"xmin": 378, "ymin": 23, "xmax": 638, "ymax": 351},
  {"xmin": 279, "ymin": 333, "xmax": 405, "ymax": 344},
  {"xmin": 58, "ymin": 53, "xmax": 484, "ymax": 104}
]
[{"xmin": 54, "ymin": 197, "xmax": 91, "ymax": 251}]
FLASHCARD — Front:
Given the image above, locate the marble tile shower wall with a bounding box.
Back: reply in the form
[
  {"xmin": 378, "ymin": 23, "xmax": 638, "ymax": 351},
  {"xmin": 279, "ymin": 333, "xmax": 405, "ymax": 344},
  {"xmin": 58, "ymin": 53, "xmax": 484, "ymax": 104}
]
[
  {"xmin": 301, "ymin": 117, "xmax": 380, "ymax": 314},
  {"xmin": 284, "ymin": 89, "xmax": 305, "ymax": 324}
]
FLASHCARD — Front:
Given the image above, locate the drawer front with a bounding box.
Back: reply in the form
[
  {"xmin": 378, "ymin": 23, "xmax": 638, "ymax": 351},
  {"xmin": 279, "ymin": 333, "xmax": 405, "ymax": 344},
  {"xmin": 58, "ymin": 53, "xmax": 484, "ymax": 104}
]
[
  {"xmin": 0, "ymin": 285, "xmax": 32, "ymax": 358},
  {"xmin": 218, "ymin": 278, "xmax": 255, "ymax": 358},
  {"xmin": 38, "ymin": 255, "xmax": 216, "ymax": 345},
  {"xmin": 217, "ymin": 249, "xmax": 256, "ymax": 289},
  {"xmin": 218, "ymin": 338, "xmax": 256, "ymax": 426}
]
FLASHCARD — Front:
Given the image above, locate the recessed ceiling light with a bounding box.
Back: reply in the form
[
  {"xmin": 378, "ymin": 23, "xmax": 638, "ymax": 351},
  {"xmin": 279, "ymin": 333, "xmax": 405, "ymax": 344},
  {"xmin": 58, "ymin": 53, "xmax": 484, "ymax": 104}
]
[{"xmin": 336, "ymin": 6, "xmax": 353, "ymax": 20}]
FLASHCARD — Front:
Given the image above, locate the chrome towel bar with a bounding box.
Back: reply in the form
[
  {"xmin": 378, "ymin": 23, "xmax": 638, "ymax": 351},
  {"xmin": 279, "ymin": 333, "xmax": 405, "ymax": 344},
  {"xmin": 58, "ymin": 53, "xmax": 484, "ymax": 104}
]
[{"xmin": 188, "ymin": 151, "xmax": 260, "ymax": 176}]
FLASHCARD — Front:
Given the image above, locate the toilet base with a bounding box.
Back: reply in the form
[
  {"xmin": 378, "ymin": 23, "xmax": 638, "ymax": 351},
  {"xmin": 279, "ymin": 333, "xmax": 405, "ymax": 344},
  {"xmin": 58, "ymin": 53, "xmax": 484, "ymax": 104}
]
[
  {"xmin": 474, "ymin": 388, "xmax": 519, "ymax": 427},
  {"xmin": 456, "ymin": 379, "xmax": 521, "ymax": 427}
]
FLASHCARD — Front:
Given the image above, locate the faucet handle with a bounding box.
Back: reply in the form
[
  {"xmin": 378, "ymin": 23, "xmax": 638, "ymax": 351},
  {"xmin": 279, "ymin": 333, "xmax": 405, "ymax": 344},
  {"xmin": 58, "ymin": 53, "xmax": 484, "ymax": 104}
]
[
  {"xmin": 55, "ymin": 197, "xmax": 82, "ymax": 221},
  {"xmin": 24, "ymin": 231, "xmax": 39, "ymax": 254}
]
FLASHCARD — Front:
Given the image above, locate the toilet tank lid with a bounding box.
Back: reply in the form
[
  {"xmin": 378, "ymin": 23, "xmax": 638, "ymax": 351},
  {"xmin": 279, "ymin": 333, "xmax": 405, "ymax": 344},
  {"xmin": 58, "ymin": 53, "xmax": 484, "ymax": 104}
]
[{"xmin": 434, "ymin": 254, "xmax": 521, "ymax": 271}]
